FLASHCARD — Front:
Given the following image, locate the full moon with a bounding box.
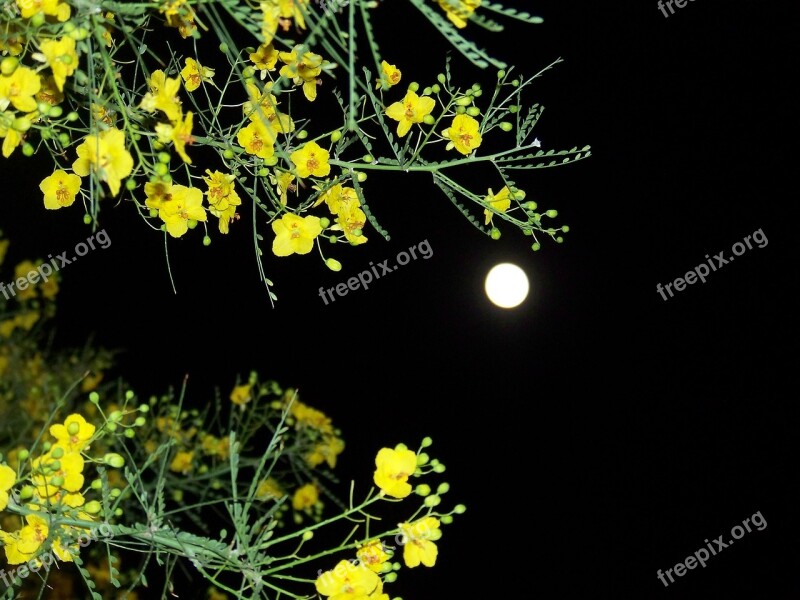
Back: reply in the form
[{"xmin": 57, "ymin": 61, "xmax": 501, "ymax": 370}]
[{"xmin": 485, "ymin": 263, "xmax": 530, "ymax": 308}]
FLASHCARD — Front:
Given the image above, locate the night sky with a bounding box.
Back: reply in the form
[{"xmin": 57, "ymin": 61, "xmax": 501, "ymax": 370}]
[{"xmin": 1, "ymin": 0, "xmax": 795, "ymax": 597}]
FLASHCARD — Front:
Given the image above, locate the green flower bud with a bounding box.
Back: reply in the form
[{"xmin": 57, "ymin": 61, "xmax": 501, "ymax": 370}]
[
  {"xmin": 138, "ymin": 404, "xmax": 150, "ymax": 413},
  {"xmin": 51, "ymin": 446, "xmax": 64, "ymax": 459},
  {"xmin": 455, "ymin": 96, "xmax": 472, "ymax": 107},
  {"xmin": 319, "ymin": 217, "xmax": 330, "ymax": 228},
  {"xmin": 62, "ymin": 22, "xmax": 75, "ymax": 33},
  {"xmin": 406, "ymin": 81, "xmax": 418, "ymax": 92},
  {"xmin": 325, "ymin": 257, "xmax": 342, "ymax": 271},
  {"xmin": 524, "ymin": 201, "xmax": 538, "ymax": 210},
  {"xmin": 242, "ymin": 66, "xmax": 255, "ymax": 78},
  {"xmin": 436, "ymin": 73, "xmax": 446, "ymax": 84},
  {"xmin": 42, "ymin": 442, "xmax": 51, "ymax": 452},
  {"xmin": 362, "ymin": 155, "xmax": 374, "ymax": 163},
  {"xmin": 453, "ymin": 503, "xmax": 467, "ymax": 514},
  {"xmin": 455, "ymin": 105, "xmax": 466, "ymax": 114},
  {"xmin": 433, "ymin": 463, "xmax": 446, "ymax": 473},
  {"xmin": 473, "ymin": 89, "xmax": 482, "ymax": 97},
  {"xmin": 297, "ymin": 130, "xmax": 308, "ymax": 140},
  {"xmin": 351, "ymin": 228, "xmax": 362, "ymax": 237},
  {"xmin": 509, "ymin": 105, "xmax": 519, "ymax": 114},
  {"xmin": 384, "ymin": 572, "xmax": 398, "ymax": 583},
  {"xmin": 158, "ymin": 151, "xmax": 171, "ymax": 164},
  {"xmin": 302, "ymin": 530, "xmax": 314, "ymax": 541},
  {"xmin": 50, "ymin": 475, "xmax": 64, "ymax": 487},
  {"xmin": 490, "ymin": 228, "xmax": 501, "ymax": 240},
  {"xmin": 110, "ymin": 488, "xmax": 121, "ymax": 498},
  {"xmin": 49, "ymin": 460, "xmax": 61, "ymax": 471},
  {"xmin": 562, "ymin": 225, "xmax": 570, "ymax": 233},
  {"xmin": 440, "ymin": 515, "xmax": 454, "ymax": 525},
  {"xmin": 106, "ymin": 422, "xmax": 117, "ymax": 433},
  {"xmin": 114, "ymin": 508, "xmax": 123, "ymax": 517},
  {"xmin": 203, "ymin": 235, "xmax": 212, "ymax": 246},
  {"xmin": 66, "ymin": 111, "xmax": 79, "ymax": 122},
  {"xmin": 134, "ymin": 416, "xmax": 146, "ymax": 427},
  {"xmin": 104, "ymin": 453, "xmax": 125, "ymax": 468},
  {"xmin": 126, "ymin": 179, "xmax": 137, "ymax": 191},
  {"xmin": 31, "ymin": 13, "xmax": 46, "ymax": 27},
  {"xmin": 91, "ymin": 479, "xmax": 102, "ymax": 490},
  {"xmin": 19, "ymin": 485, "xmax": 34, "ymax": 500},
  {"xmin": 415, "ymin": 483, "xmax": 431, "ymax": 496},
  {"xmin": 416, "ymin": 452, "xmax": 429, "ymax": 466},
  {"xmin": 545, "ymin": 209, "xmax": 558, "ymax": 218},
  {"xmin": 422, "ymin": 114, "xmax": 435, "ymax": 125},
  {"xmin": 437, "ymin": 482, "xmax": 450, "ymax": 494},
  {"xmin": 466, "ymin": 106, "xmax": 481, "ymax": 117},
  {"xmin": 330, "ymin": 130, "xmax": 342, "ymax": 142},
  {"xmin": 84, "ymin": 500, "xmax": 102, "ymax": 514},
  {"xmin": 1, "ymin": 57, "xmax": 18, "ymax": 76},
  {"xmin": 394, "ymin": 443, "xmax": 408, "ymax": 452},
  {"xmin": 149, "ymin": 208, "xmax": 159, "ymax": 218},
  {"xmin": 83, "ymin": 214, "xmax": 93, "ymax": 225},
  {"xmin": 556, "ymin": 236, "xmax": 564, "ymax": 243},
  {"xmin": 498, "ymin": 122, "xmax": 513, "ymax": 132},
  {"xmin": 422, "ymin": 86, "xmax": 432, "ymax": 95},
  {"xmin": 532, "ymin": 242, "xmax": 541, "ymax": 251},
  {"xmin": 497, "ymin": 69, "xmax": 506, "ymax": 78},
  {"xmin": 423, "ymin": 494, "xmax": 441, "ymax": 507},
  {"xmin": 17, "ymin": 449, "xmax": 29, "ymax": 461},
  {"xmin": 431, "ymin": 83, "xmax": 440, "ymax": 94},
  {"xmin": 124, "ymin": 428, "xmax": 136, "ymax": 439},
  {"xmin": 356, "ymin": 172, "xmax": 367, "ymax": 182},
  {"xmin": 13, "ymin": 116, "xmax": 32, "ymax": 131},
  {"xmin": 22, "ymin": 143, "xmax": 34, "ymax": 157},
  {"xmin": 222, "ymin": 149, "xmax": 235, "ymax": 160},
  {"xmin": 154, "ymin": 162, "xmax": 169, "ymax": 176},
  {"xmin": 219, "ymin": 43, "xmax": 229, "ymax": 53},
  {"xmin": 511, "ymin": 79, "xmax": 520, "ymax": 87},
  {"xmin": 421, "ymin": 436, "xmax": 433, "ymax": 447}
]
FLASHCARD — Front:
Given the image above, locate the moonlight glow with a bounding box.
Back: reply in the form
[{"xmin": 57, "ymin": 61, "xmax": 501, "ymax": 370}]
[{"xmin": 485, "ymin": 263, "xmax": 529, "ymax": 308}]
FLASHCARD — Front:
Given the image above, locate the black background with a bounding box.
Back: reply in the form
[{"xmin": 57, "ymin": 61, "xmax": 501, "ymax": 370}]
[{"xmin": 1, "ymin": 0, "xmax": 796, "ymax": 597}]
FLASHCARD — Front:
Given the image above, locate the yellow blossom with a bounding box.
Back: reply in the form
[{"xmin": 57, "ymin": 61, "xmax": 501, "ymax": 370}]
[
  {"xmin": 180, "ymin": 58, "xmax": 214, "ymax": 92},
  {"xmin": 35, "ymin": 75, "xmax": 64, "ymax": 106},
  {"xmin": 443, "ymin": 113, "xmax": 482, "ymax": 155},
  {"xmin": 292, "ymin": 482, "xmax": 319, "ymax": 511},
  {"xmin": 140, "ymin": 70, "xmax": 182, "ymax": 122},
  {"xmin": 72, "ymin": 128, "xmax": 134, "ymax": 197},
  {"xmin": 0, "ymin": 66, "xmax": 41, "ymax": 113},
  {"xmin": 40, "ymin": 170, "xmax": 81, "ymax": 210},
  {"xmin": 0, "ymin": 514, "xmax": 49, "ymax": 565},
  {"xmin": 155, "ymin": 110, "xmax": 195, "ymax": 163},
  {"xmin": 357, "ymin": 539, "xmax": 391, "ymax": 573},
  {"xmin": 230, "ymin": 384, "xmax": 252, "ymax": 407},
  {"xmin": 50, "ymin": 414, "xmax": 96, "ymax": 452},
  {"xmin": 250, "ymin": 43, "xmax": 279, "ymax": 71},
  {"xmin": 290, "ymin": 141, "xmax": 330, "ymax": 178},
  {"xmin": 38, "ymin": 37, "xmax": 78, "ymax": 92},
  {"xmin": 144, "ymin": 180, "xmax": 173, "ymax": 210},
  {"xmin": 400, "ymin": 517, "xmax": 441, "ymax": 568},
  {"xmin": 483, "ymin": 186, "xmax": 511, "ymax": 225},
  {"xmin": 13, "ymin": 261, "xmax": 37, "ymax": 301},
  {"xmin": 237, "ymin": 120, "xmax": 275, "ymax": 160},
  {"xmin": 385, "ymin": 90, "xmax": 436, "ymax": 138},
  {"xmin": 270, "ymin": 170, "xmax": 296, "ymax": 205},
  {"xmin": 435, "ymin": 0, "xmax": 481, "ymax": 28},
  {"xmin": 158, "ymin": 185, "xmax": 206, "ymax": 238},
  {"xmin": 255, "ymin": 478, "xmax": 284, "ymax": 501},
  {"xmin": 271, "ymin": 213, "xmax": 322, "ymax": 256},
  {"xmin": 373, "ymin": 447, "xmax": 417, "ymax": 498},
  {"xmin": 0, "ymin": 464, "xmax": 15, "ymax": 512},
  {"xmin": 243, "ymin": 83, "xmax": 294, "ymax": 136},
  {"xmin": 305, "ymin": 436, "xmax": 345, "ymax": 469},
  {"xmin": 16, "ymin": 0, "xmax": 70, "ymax": 22},
  {"xmin": 315, "ymin": 560, "xmax": 381, "ymax": 600},
  {"xmin": 170, "ymin": 451, "xmax": 194, "ymax": 474},
  {"xmin": 278, "ymin": 45, "xmax": 325, "ymax": 101},
  {"xmin": 376, "ymin": 61, "xmax": 401, "ymax": 88},
  {"xmin": 333, "ymin": 197, "xmax": 368, "ymax": 246},
  {"xmin": 32, "ymin": 450, "xmax": 85, "ymax": 498},
  {"xmin": 204, "ymin": 170, "xmax": 242, "ymax": 234}
]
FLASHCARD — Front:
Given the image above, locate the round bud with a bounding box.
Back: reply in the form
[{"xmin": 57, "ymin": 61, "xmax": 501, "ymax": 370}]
[
  {"xmin": 497, "ymin": 69, "xmax": 506, "ymax": 78},
  {"xmin": 384, "ymin": 572, "xmax": 398, "ymax": 584},
  {"xmin": 106, "ymin": 422, "xmax": 117, "ymax": 433},
  {"xmin": 319, "ymin": 217, "xmax": 330, "ymax": 228},
  {"xmin": 546, "ymin": 209, "xmax": 558, "ymax": 218},
  {"xmin": 453, "ymin": 504, "xmax": 467, "ymax": 514},
  {"xmin": 302, "ymin": 531, "xmax": 314, "ymax": 541},
  {"xmin": 490, "ymin": 228, "xmax": 501, "ymax": 240},
  {"xmin": 12, "ymin": 117, "xmax": 30, "ymax": 132},
  {"xmin": 297, "ymin": 130, "xmax": 308, "ymax": 140},
  {"xmin": 22, "ymin": 143, "xmax": 34, "ymax": 157},
  {"xmin": 524, "ymin": 201, "xmax": 538, "ymax": 210},
  {"xmin": 138, "ymin": 404, "xmax": 150, "ymax": 413},
  {"xmin": 109, "ymin": 410, "xmax": 122, "ymax": 423},
  {"xmin": 408, "ymin": 82, "xmax": 419, "ymax": 92},
  {"xmin": 83, "ymin": 214, "xmax": 93, "ymax": 225},
  {"xmin": 31, "ymin": 13, "xmax": 46, "ymax": 27},
  {"xmin": 437, "ymin": 482, "xmax": 450, "ymax": 494},
  {"xmin": 441, "ymin": 515, "xmax": 454, "ymax": 525},
  {"xmin": 126, "ymin": 179, "xmax": 137, "ymax": 191},
  {"xmin": 330, "ymin": 130, "xmax": 342, "ymax": 142},
  {"xmin": 431, "ymin": 84, "xmax": 440, "ymax": 94},
  {"xmin": 154, "ymin": 162, "xmax": 169, "ymax": 176},
  {"xmin": 423, "ymin": 494, "xmax": 441, "ymax": 507},
  {"xmin": 415, "ymin": 483, "xmax": 431, "ymax": 496},
  {"xmin": 19, "ymin": 485, "xmax": 34, "ymax": 500},
  {"xmin": 466, "ymin": 107, "xmax": 480, "ymax": 117},
  {"xmin": 50, "ymin": 475, "xmax": 65, "ymax": 487},
  {"xmin": 511, "ymin": 79, "xmax": 520, "ymax": 87},
  {"xmin": 455, "ymin": 96, "xmax": 471, "ymax": 107},
  {"xmin": 158, "ymin": 151, "xmax": 171, "ymax": 164},
  {"xmin": 203, "ymin": 235, "xmax": 212, "ymax": 246},
  {"xmin": 416, "ymin": 452, "xmax": 429, "ymax": 466},
  {"xmin": 509, "ymin": 105, "xmax": 519, "ymax": 114},
  {"xmin": 242, "ymin": 66, "xmax": 255, "ymax": 78},
  {"xmin": 436, "ymin": 73, "xmax": 446, "ymax": 84},
  {"xmin": 532, "ymin": 242, "xmax": 541, "ymax": 251},
  {"xmin": 17, "ymin": 449, "xmax": 29, "ymax": 461},
  {"xmin": 422, "ymin": 87, "xmax": 432, "ymax": 95},
  {"xmin": 219, "ymin": 43, "xmax": 229, "ymax": 53},
  {"xmin": 422, "ymin": 114, "xmax": 435, "ymax": 125},
  {"xmin": 91, "ymin": 479, "xmax": 102, "ymax": 490},
  {"xmin": 49, "ymin": 105, "xmax": 63, "ymax": 118},
  {"xmin": 455, "ymin": 106, "xmax": 466, "ymax": 114},
  {"xmin": 1, "ymin": 57, "xmax": 18, "ymax": 76},
  {"xmin": 134, "ymin": 416, "xmax": 146, "ymax": 427},
  {"xmin": 498, "ymin": 122, "xmax": 513, "ymax": 132},
  {"xmin": 67, "ymin": 111, "xmax": 79, "ymax": 122},
  {"xmin": 356, "ymin": 172, "xmax": 367, "ymax": 182},
  {"xmin": 362, "ymin": 155, "xmax": 373, "ymax": 163},
  {"xmin": 149, "ymin": 208, "xmax": 159, "ymax": 218},
  {"xmin": 89, "ymin": 392, "xmax": 100, "ymax": 404},
  {"xmin": 325, "ymin": 257, "xmax": 342, "ymax": 271},
  {"xmin": 114, "ymin": 508, "xmax": 123, "ymax": 517},
  {"xmin": 222, "ymin": 149, "xmax": 235, "ymax": 160},
  {"xmin": 51, "ymin": 446, "xmax": 65, "ymax": 459},
  {"xmin": 556, "ymin": 236, "xmax": 564, "ymax": 243},
  {"xmin": 104, "ymin": 453, "xmax": 125, "ymax": 468},
  {"xmin": 84, "ymin": 500, "xmax": 102, "ymax": 514},
  {"xmin": 562, "ymin": 225, "xmax": 570, "ymax": 233}
]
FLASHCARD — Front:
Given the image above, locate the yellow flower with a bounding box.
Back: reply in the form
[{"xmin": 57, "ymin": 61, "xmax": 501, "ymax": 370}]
[
  {"xmin": 32, "ymin": 450, "xmax": 85, "ymax": 498},
  {"xmin": 140, "ymin": 70, "xmax": 182, "ymax": 123},
  {"xmin": 72, "ymin": 128, "xmax": 134, "ymax": 197},
  {"xmin": 315, "ymin": 560, "xmax": 381, "ymax": 600},
  {"xmin": 385, "ymin": 90, "xmax": 436, "ymax": 138},
  {"xmin": 204, "ymin": 170, "xmax": 242, "ymax": 234},
  {"xmin": 0, "ymin": 66, "xmax": 41, "ymax": 113},
  {"xmin": 291, "ymin": 401, "xmax": 333, "ymax": 432},
  {"xmin": 400, "ymin": 516, "xmax": 441, "ymax": 568},
  {"xmin": 16, "ymin": 0, "xmax": 70, "ymax": 21},
  {"xmin": 270, "ymin": 170, "xmax": 296, "ymax": 205},
  {"xmin": 180, "ymin": 58, "xmax": 214, "ymax": 92},
  {"xmin": 13, "ymin": 260, "xmax": 37, "ymax": 301},
  {"xmin": 373, "ymin": 447, "xmax": 417, "ymax": 498},
  {"xmin": 435, "ymin": 0, "xmax": 480, "ymax": 28},
  {"xmin": 0, "ymin": 514, "xmax": 49, "ymax": 565},
  {"xmin": 271, "ymin": 213, "xmax": 322, "ymax": 256},
  {"xmin": 290, "ymin": 141, "xmax": 330, "ymax": 178},
  {"xmin": 243, "ymin": 83, "xmax": 295, "ymax": 135},
  {"xmin": 357, "ymin": 539, "xmax": 391, "ymax": 573},
  {"xmin": 250, "ymin": 43, "xmax": 279, "ymax": 71},
  {"xmin": 278, "ymin": 45, "xmax": 325, "ymax": 101},
  {"xmin": 155, "ymin": 110, "xmax": 195, "ymax": 163},
  {"xmin": 230, "ymin": 384, "xmax": 252, "ymax": 407},
  {"xmin": 305, "ymin": 436, "xmax": 345, "ymax": 469},
  {"xmin": 144, "ymin": 180, "xmax": 173, "ymax": 210},
  {"xmin": 255, "ymin": 477, "xmax": 284, "ymax": 501},
  {"xmin": 38, "ymin": 37, "xmax": 78, "ymax": 92},
  {"xmin": 376, "ymin": 60, "xmax": 401, "ymax": 89},
  {"xmin": 169, "ymin": 451, "xmax": 194, "ymax": 474},
  {"xmin": 36, "ymin": 75, "xmax": 64, "ymax": 106},
  {"xmin": 237, "ymin": 120, "xmax": 275, "ymax": 160},
  {"xmin": 158, "ymin": 185, "xmax": 206, "ymax": 238},
  {"xmin": 279, "ymin": 0, "xmax": 309, "ymax": 29},
  {"xmin": 483, "ymin": 186, "xmax": 511, "ymax": 225},
  {"xmin": 50, "ymin": 414, "xmax": 96, "ymax": 452},
  {"xmin": 0, "ymin": 464, "xmax": 15, "ymax": 512},
  {"xmin": 40, "ymin": 170, "xmax": 81, "ymax": 210},
  {"xmin": 292, "ymin": 482, "xmax": 318, "ymax": 511},
  {"xmin": 443, "ymin": 113, "xmax": 482, "ymax": 155},
  {"xmin": 333, "ymin": 197, "xmax": 368, "ymax": 246}
]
